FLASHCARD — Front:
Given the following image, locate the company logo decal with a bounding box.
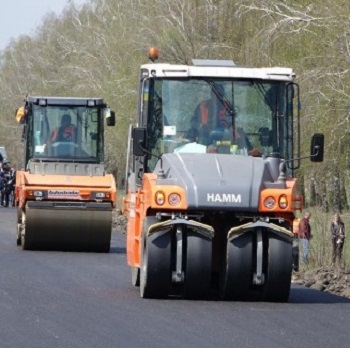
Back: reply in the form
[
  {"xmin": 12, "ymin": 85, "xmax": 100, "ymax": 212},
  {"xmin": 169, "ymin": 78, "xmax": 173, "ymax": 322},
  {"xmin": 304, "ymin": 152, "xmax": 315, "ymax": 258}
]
[
  {"xmin": 207, "ymin": 193, "xmax": 241, "ymax": 203},
  {"xmin": 48, "ymin": 190, "xmax": 80, "ymax": 199}
]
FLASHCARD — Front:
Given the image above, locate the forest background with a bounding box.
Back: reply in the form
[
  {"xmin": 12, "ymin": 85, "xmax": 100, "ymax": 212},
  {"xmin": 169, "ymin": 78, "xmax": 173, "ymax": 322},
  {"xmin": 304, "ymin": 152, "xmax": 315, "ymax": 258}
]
[{"xmin": 1, "ymin": 0, "xmax": 350, "ymax": 265}]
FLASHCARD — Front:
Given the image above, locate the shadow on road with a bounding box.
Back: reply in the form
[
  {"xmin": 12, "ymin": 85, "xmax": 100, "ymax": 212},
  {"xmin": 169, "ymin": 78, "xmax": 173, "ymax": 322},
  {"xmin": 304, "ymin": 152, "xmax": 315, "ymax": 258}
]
[
  {"xmin": 109, "ymin": 246, "xmax": 126, "ymax": 254},
  {"xmin": 289, "ymin": 285, "xmax": 350, "ymax": 304}
]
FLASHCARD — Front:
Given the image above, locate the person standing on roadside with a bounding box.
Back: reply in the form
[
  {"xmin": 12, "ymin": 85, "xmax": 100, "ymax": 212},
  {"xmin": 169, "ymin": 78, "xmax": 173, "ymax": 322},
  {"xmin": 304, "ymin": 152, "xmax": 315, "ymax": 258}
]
[
  {"xmin": 299, "ymin": 211, "xmax": 313, "ymax": 264},
  {"xmin": 0, "ymin": 162, "xmax": 15, "ymax": 207},
  {"xmin": 330, "ymin": 213, "xmax": 345, "ymax": 266}
]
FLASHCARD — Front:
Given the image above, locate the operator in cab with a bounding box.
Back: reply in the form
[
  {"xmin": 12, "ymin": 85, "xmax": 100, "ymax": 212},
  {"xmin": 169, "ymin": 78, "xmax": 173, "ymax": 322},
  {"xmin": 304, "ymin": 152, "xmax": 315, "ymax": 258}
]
[
  {"xmin": 187, "ymin": 84, "xmax": 260, "ymax": 156},
  {"xmin": 50, "ymin": 114, "xmax": 76, "ymax": 143}
]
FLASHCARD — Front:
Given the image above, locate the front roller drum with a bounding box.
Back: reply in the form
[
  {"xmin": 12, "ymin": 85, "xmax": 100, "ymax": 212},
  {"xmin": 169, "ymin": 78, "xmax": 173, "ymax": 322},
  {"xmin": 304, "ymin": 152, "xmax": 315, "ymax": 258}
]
[
  {"xmin": 140, "ymin": 217, "xmax": 172, "ymax": 299},
  {"xmin": 22, "ymin": 202, "xmax": 112, "ymax": 252}
]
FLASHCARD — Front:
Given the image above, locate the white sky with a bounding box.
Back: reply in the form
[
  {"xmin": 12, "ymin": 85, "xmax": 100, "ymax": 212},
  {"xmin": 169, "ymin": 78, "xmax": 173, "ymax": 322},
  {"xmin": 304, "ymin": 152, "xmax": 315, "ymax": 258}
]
[{"xmin": 0, "ymin": 0, "xmax": 88, "ymax": 51}]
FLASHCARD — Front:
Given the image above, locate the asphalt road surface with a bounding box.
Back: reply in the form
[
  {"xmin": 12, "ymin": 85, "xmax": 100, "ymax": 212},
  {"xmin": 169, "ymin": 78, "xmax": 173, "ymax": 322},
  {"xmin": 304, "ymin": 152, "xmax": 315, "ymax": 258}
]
[{"xmin": 1, "ymin": 208, "xmax": 350, "ymax": 348}]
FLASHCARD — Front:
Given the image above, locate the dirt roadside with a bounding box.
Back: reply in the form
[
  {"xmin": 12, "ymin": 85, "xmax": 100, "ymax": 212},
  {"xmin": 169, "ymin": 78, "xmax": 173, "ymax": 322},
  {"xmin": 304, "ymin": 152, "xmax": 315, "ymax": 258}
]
[{"xmin": 292, "ymin": 266, "xmax": 350, "ymax": 299}]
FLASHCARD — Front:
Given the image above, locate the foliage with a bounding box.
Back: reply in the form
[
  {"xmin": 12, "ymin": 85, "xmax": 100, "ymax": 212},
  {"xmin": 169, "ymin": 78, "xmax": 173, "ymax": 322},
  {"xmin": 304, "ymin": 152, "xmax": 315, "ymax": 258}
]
[{"xmin": 0, "ymin": 0, "xmax": 350, "ymax": 207}]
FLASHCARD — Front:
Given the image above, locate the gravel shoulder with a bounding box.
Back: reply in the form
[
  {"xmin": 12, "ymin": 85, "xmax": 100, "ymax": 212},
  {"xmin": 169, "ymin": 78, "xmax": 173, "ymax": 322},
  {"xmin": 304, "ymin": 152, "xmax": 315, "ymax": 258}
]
[{"xmin": 292, "ymin": 266, "xmax": 350, "ymax": 299}]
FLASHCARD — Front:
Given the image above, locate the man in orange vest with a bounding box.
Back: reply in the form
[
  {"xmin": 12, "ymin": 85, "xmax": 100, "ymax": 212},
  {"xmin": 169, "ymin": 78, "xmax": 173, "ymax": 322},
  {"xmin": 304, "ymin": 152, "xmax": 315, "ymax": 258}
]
[
  {"xmin": 50, "ymin": 114, "xmax": 76, "ymax": 143},
  {"xmin": 188, "ymin": 85, "xmax": 259, "ymax": 155}
]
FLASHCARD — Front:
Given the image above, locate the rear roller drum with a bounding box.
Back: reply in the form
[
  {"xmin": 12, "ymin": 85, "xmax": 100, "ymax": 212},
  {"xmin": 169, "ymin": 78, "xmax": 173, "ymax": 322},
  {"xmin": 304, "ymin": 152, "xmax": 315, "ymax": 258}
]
[
  {"xmin": 220, "ymin": 232, "xmax": 253, "ymax": 301},
  {"xmin": 140, "ymin": 217, "xmax": 172, "ymax": 299},
  {"xmin": 262, "ymin": 233, "xmax": 292, "ymax": 302},
  {"xmin": 183, "ymin": 231, "xmax": 212, "ymax": 300}
]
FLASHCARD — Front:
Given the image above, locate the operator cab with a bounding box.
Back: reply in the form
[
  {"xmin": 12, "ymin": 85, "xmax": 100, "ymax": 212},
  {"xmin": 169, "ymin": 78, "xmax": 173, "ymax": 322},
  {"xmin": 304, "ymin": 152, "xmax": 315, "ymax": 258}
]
[
  {"xmin": 24, "ymin": 96, "xmax": 115, "ymax": 166},
  {"xmin": 135, "ymin": 75, "xmax": 298, "ymax": 171},
  {"xmin": 132, "ymin": 55, "xmax": 324, "ymax": 183}
]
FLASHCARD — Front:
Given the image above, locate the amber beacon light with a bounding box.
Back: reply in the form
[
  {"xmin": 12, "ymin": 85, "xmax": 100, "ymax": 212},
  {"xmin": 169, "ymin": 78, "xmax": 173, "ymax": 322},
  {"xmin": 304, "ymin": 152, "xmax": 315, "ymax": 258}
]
[{"xmin": 148, "ymin": 47, "xmax": 159, "ymax": 62}]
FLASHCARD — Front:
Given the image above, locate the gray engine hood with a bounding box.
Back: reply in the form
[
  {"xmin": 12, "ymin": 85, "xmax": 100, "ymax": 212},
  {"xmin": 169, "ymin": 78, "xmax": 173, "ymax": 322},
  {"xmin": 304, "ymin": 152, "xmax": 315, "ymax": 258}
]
[{"xmin": 154, "ymin": 153, "xmax": 281, "ymax": 211}]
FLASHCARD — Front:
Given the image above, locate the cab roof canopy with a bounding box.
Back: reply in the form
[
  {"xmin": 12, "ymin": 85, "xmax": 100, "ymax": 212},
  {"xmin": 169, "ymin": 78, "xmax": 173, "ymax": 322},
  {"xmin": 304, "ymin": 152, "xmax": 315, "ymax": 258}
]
[
  {"xmin": 27, "ymin": 96, "xmax": 106, "ymax": 107},
  {"xmin": 141, "ymin": 62, "xmax": 295, "ymax": 81}
]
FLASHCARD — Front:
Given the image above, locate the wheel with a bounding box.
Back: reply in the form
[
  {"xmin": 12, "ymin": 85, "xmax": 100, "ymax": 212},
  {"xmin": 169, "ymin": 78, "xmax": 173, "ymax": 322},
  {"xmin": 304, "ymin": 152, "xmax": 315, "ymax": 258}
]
[
  {"xmin": 20, "ymin": 212, "xmax": 29, "ymax": 250},
  {"xmin": 16, "ymin": 223, "xmax": 21, "ymax": 246},
  {"xmin": 131, "ymin": 267, "xmax": 140, "ymax": 287},
  {"xmin": 262, "ymin": 233, "xmax": 292, "ymax": 302},
  {"xmin": 140, "ymin": 217, "xmax": 172, "ymax": 299},
  {"xmin": 16, "ymin": 209, "xmax": 22, "ymax": 246},
  {"xmin": 20, "ymin": 211, "xmax": 34, "ymax": 251},
  {"xmin": 21, "ymin": 228, "xmax": 27, "ymax": 250},
  {"xmin": 183, "ymin": 231, "xmax": 212, "ymax": 299},
  {"xmin": 292, "ymin": 236, "xmax": 299, "ymax": 272},
  {"xmin": 220, "ymin": 232, "xmax": 253, "ymax": 301}
]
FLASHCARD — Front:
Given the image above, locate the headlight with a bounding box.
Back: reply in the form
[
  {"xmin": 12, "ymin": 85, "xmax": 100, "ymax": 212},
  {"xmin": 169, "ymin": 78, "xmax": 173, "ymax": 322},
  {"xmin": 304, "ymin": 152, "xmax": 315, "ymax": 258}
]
[
  {"xmin": 278, "ymin": 195, "xmax": 288, "ymax": 209},
  {"xmin": 168, "ymin": 193, "xmax": 181, "ymax": 206},
  {"xmin": 155, "ymin": 191, "xmax": 165, "ymax": 205},
  {"xmin": 28, "ymin": 190, "xmax": 45, "ymax": 200},
  {"xmin": 95, "ymin": 192, "xmax": 106, "ymax": 198},
  {"xmin": 264, "ymin": 196, "xmax": 276, "ymax": 209},
  {"xmin": 28, "ymin": 190, "xmax": 44, "ymax": 197}
]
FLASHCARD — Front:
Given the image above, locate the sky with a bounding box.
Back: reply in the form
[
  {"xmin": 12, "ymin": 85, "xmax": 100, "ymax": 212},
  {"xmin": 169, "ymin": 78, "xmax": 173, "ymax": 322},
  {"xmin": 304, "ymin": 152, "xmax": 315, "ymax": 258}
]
[{"xmin": 0, "ymin": 0, "xmax": 88, "ymax": 51}]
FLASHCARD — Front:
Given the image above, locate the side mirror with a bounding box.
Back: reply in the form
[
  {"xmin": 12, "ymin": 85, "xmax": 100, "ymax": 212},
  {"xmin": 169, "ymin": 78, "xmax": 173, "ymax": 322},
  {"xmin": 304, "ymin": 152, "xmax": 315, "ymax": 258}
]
[
  {"xmin": 105, "ymin": 108, "xmax": 115, "ymax": 126},
  {"xmin": 310, "ymin": 133, "xmax": 324, "ymax": 162},
  {"xmin": 133, "ymin": 127, "xmax": 147, "ymax": 157}
]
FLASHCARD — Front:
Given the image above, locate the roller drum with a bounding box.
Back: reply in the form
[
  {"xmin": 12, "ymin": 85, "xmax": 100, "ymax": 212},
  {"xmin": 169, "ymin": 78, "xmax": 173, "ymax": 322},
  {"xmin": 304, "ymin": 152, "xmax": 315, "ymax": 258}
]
[{"xmin": 23, "ymin": 201, "xmax": 112, "ymax": 252}]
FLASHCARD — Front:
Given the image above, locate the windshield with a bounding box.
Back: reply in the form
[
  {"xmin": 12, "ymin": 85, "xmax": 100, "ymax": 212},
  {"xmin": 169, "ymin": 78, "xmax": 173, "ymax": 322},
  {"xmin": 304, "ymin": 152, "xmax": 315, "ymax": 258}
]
[
  {"xmin": 145, "ymin": 78, "xmax": 292, "ymax": 170},
  {"xmin": 27, "ymin": 105, "xmax": 104, "ymax": 162}
]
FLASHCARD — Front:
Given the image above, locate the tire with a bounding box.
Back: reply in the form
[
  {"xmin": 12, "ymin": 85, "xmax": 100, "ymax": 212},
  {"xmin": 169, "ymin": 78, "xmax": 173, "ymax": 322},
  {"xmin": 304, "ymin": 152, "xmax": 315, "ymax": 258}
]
[
  {"xmin": 220, "ymin": 232, "xmax": 253, "ymax": 301},
  {"xmin": 21, "ymin": 229, "xmax": 28, "ymax": 250},
  {"xmin": 262, "ymin": 233, "xmax": 292, "ymax": 302},
  {"xmin": 16, "ymin": 208, "xmax": 22, "ymax": 246},
  {"xmin": 16, "ymin": 223, "xmax": 21, "ymax": 246},
  {"xmin": 140, "ymin": 217, "xmax": 172, "ymax": 299},
  {"xmin": 20, "ymin": 212, "xmax": 29, "ymax": 251},
  {"xmin": 183, "ymin": 231, "xmax": 212, "ymax": 300}
]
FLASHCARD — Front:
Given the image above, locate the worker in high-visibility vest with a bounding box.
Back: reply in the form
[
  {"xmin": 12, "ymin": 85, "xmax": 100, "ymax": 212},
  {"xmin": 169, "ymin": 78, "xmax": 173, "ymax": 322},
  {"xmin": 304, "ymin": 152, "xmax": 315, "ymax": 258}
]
[{"xmin": 187, "ymin": 84, "xmax": 260, "ymax": 156}]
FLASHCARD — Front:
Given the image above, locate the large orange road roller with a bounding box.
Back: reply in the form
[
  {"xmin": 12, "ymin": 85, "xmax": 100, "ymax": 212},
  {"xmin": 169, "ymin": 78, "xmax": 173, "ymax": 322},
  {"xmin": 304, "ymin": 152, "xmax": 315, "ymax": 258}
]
[
  {"xmin": 123, "ymin": 49, "xmax": 324, "ymax": 301},
  {"xmin": 15, "ymin": 96, "xmax": 117, "ymax": 252}
]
